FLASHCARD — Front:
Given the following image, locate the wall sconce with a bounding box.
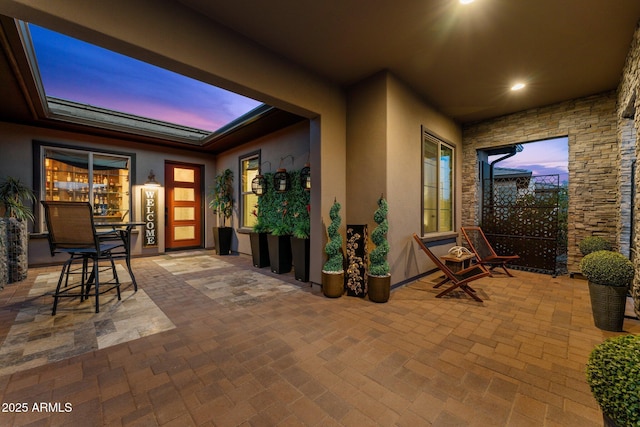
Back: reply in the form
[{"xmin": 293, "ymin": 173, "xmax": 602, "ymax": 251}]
[
  {"xmin": 251, "ymin": 174, "xmax": 266, "ymax": 195},
  {"xmin": 251, "ymin": 161, "xmax": 271, "ymax": 196},
  {"xmin": 274, "ymin": 155, "xmax": 293, "ymax": 193},
  {"xmin": 300, "ymin": 163, "xmax": 311, "ymax": 191},
  {"xmin": 145, "ymin": 170, "xmax": 161, "ymax": 187},
  {"xmin": 274, "ymin": 168, "xmax": 290, "ymax": 193}
]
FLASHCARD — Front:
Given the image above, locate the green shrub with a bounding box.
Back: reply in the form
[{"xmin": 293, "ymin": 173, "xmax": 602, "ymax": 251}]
[
  {"xmin": 369, "ymin": 197, "xmax": 389, "ymax": 276},
  {"xmin": 586, "ymin": 334, "xmax": 640, "ymax": 426},
  {"xmin": 579, "ymin": 236, "xmax": 612, "ymax": 256},
  {"xmin": 580, "ymin": 250, "xmax": 634, "ymax": 286},
  {"xmin": 323, "ymin": 200, "xmax": 343, "ymax": 272}
]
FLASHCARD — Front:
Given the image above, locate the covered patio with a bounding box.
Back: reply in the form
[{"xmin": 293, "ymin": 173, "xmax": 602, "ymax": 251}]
[{"xmin": 0, "ymin": 252, "xmax": 637, "ymax": 426}]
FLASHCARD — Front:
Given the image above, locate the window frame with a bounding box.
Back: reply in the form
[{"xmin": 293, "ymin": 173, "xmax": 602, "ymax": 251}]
[
  {"xmin": 421, "ymin": 127, "xmax": 455, "ymax": 235},
  {"xmin": 33, "ymin": 141, "xmax": 136, "ymax": 232},
  {"xmin": 238, "ymin": 150, "xmax": 261, "ymax": 232}
]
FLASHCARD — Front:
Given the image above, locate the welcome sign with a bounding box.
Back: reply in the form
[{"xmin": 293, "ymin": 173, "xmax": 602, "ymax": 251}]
[{"xmin": 142, "ymin": 188, "xmax": 158, "ymax": 247}]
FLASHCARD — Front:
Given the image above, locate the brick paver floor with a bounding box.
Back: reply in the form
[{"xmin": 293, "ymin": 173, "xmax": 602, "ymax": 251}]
[{"xmin": 0, "ymin": 250, "xmax": 637, "ymax": 426}]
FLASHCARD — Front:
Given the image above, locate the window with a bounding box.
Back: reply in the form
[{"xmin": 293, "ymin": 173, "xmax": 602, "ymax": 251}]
[
  {"xmin": 40, "ymin": 145, "xmax": 132, "ymax": 229},
  {"xmin": 422, "ymin": 129, "xmax": 454, "ymax": 234},
  {"xmin": 240, "ymin": 152, "xmax": 260, "ymax": 230}
]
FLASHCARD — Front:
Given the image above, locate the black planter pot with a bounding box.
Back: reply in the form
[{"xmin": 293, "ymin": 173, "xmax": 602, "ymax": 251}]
[
  {"xmin": 588, "ymin": 281, "xmax": 627, "ymax": 332},
  {"xmin": 249, "ymin": 232, "xmax": 270, "ymax": 268},
  {"xmin": 291, "ymin": 237, "xmax": 310, "ymax": 282},
  {"xmin": 213, "ymin": 226, "xmax": 233, "ymax": 255},
  {"xmin": 267, "ymin": 234, "xmax": 292, "ymax": 274}
]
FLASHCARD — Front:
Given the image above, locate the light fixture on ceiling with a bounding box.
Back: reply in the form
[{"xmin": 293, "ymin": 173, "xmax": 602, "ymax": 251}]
[
  {"xmin": 459, "ymin": 0, "xmax": 475, "ymax": 4},
  {"xmin": 511, "ymin": 82, "xmax": 526, "ymax": 91}
]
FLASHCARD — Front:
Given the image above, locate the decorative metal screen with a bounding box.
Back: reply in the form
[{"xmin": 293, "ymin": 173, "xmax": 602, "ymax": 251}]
[{"xmin": 481, "ymin": 174, "xmax": 560, "ymax": 274}]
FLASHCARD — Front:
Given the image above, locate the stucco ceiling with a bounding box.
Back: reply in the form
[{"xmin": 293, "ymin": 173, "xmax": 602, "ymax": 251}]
[
  {"xmin": 1, "ymin": 0, "xmax": 639, "ymax": 150},
  {"xmin": 178, "ymin": 0, "xmax": 640, "ymax": 123}
]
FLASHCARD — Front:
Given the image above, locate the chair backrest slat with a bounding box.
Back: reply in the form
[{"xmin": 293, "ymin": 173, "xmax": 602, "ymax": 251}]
[
  {"xmin": 42, "ymin": 201, "xmax": 98, "ymax": 254},
  {"xmin": 461, "ymin": 227, "xmax": 497, "ymax": 260}
]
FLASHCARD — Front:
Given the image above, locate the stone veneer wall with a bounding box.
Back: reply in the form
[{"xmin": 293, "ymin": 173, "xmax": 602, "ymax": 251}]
[
  {"xmin": 461, "ymin": 91, "xmax": 618, "ymax": 274},
  {"xmin": 617, "ymin": 20, "xmax": 640, "ymax": 316}
]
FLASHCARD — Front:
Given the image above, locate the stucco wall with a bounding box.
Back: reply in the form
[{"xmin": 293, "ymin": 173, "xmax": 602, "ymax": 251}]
[
  {"xmin": 0, "ymin": 121, "xmax": 217, "ymax": 264},
  {"xmin": 462, "ymin": 91, "xmax": 619, "ymax": 273},
  {"xmin": 347, "ymin": 72, "xmax": 463, "ymax": 284},
  {"xmin": 214, "ymin": 121, "xmax": 311, "ymax": 257}
]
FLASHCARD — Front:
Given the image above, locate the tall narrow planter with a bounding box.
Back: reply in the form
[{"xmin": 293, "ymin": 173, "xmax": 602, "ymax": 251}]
[
  {"xmin": 267, "ymin": 234, "xmax": 292, "ymax": 274},
  {"xmin": 588, "ymin": 281, "xmax": 627, "ymax": 332},
  {"xmin": 1, "ymin": 218, "xmax": 28, "ymax": 284},
  {"xmin": 0, "ymin": 219, "xmax": 8, "ymax": 288},
  {"xmin": 322, "ymin": 271, "xmax": 344, "ymax": 298},
  {"xmin": 213, "ymin": 226, "xmax": 233, "ymax": 255},
  {"xmin": 249, "ymin": 232, "xmax": 270, "ymax": 268},
  {"xmin": 291, "ymin": 236, "xmax": 310, "ymax": 282}
]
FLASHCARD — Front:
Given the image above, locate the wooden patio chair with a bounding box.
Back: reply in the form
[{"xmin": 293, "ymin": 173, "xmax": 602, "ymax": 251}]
[
  {"xmin": 412, "ymin": 234, "xmax": 490, "ymax": 302},
  {"xmin": 461, "ymin": 226, "xmax": 520, "ymax": 277}
]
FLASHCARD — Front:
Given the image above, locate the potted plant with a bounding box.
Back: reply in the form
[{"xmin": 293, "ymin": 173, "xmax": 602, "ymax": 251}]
[
  {"xmin": 249, "ymin": 205, "xmax": 270, "ymax": 268},
  {"xmin": 586, "ymin": 334, "xmax": 640, "ymax": 427},
  {"xmin": 209, "ymin": 168, "xmax": 234, "ymax": 255},
  {"xmin": 322, "ymin": 199, "xmax": 344, "ymax": 298},
  {"xmin": 289, "ymin": 170, "xmax": 311, "ymax": 282},
  {"xmin": 579, "ymin": 236, "xmax": 612, "ymax": 256},
  {"xmin": 580, "ymin": 250, "xmax": 634, "ymax": 332},
  {"xmin": 267, "ymin": 197, "xmax": 293, "ymax": 274},
  {"xmin": 368, "ymin": 196, "xmax": 390, "ymax": 303},
  {"xmin": 0, "ymin": 176, "xmax": 36, "ymax": 284}
]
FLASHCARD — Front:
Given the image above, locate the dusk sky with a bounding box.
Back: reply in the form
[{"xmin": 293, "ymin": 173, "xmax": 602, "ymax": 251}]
[
  {"xmin": 489, "ymin": 137, "xmax": 569, "ymax": 183},
  {"xmin": 29, "ymin": 24, "xmax": 263, "ymax": 132}
]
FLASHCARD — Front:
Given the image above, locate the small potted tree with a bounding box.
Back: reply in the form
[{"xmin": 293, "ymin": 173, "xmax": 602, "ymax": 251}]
[
  {"xmin": 0, "ymin": 176, "xmax": 36, "ymax": 284},
  {"xmin": 586, "ymin": 334, "xmax": 640, "ymax": 427},
  {"xmin": 368, "ymin": 196, "xmax": 390, "ymax": 303},
  {"xmin": 580, "ymin": 250, "xmax": 634, "ymax": 331},
  {"xmin": 209, "ymin": 168, "xmax": 234, "ymax": 255},
  {"xmin": 322, "ymin": 199, "xmax": 344, "ymax": 298}
]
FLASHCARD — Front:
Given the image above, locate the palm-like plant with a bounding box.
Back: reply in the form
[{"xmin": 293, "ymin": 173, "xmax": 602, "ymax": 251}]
[
  {"xmin": 0, "ymin": 177, "xmax": 36, "ymax": 222},
  {"xmin": 209, "ymin": 169, "xmax": 234, "ymax": 227}
]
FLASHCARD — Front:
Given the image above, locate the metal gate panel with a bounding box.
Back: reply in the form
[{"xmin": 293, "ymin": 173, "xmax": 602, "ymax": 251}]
[{"xmin": 482, "ymin": 174, "xmax": 560, "ymax": 274}]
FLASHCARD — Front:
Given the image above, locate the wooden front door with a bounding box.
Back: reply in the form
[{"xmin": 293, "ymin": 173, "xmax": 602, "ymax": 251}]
[{"xmin": 165, "ymin": 162, "xmax": 202, "ymax": 249}]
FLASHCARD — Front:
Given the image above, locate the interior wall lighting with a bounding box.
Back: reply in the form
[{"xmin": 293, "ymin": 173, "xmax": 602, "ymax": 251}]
[
  {"xmin": 511, "ymin": 82, "xmax": 526, "ymax": 91},
  {"xmin": 459, "ymin": 0, "xmax": 475, "ymax": 4},
  {"xmin": 145, "ymin": 169, "xmax": 161, "ymax": 186},
  {"xmin": 300, "ymin": 163, "xmax": 311, "ymax": 191}
]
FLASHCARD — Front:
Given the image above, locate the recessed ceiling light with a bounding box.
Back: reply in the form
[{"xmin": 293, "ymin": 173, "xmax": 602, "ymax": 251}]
[
  {"xmin": 511, "ymin": 83, "xmax": 526, "ymax": 91},
  {"xmin": 460, "ymin": 0, "xmax": 475, "ymax": 4}
]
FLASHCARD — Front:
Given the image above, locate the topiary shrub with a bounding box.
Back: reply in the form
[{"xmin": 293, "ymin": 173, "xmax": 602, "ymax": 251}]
[
  {"xmin": 579, "ymin": 236, "xmax": 612, "ymax": 256},
  {"xmin": 369, "ymin": 196, "xmax": 389, "ymax": 276},
  {"xmin": 580, "ymin": 250, "xmax": 634, "ymax": 286},
  {"xmin": 323, "ymin": 200, "xmax": 343, "ymax": 272},
  {"xmin": 586, "ymin": 334, "xmax": 640, "ymax": 426}
]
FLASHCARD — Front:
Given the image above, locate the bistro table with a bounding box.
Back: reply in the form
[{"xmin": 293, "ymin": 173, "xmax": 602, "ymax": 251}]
[{"xmin": 95, "ymin": 221, "xmax": 144, "ymax": 291}]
